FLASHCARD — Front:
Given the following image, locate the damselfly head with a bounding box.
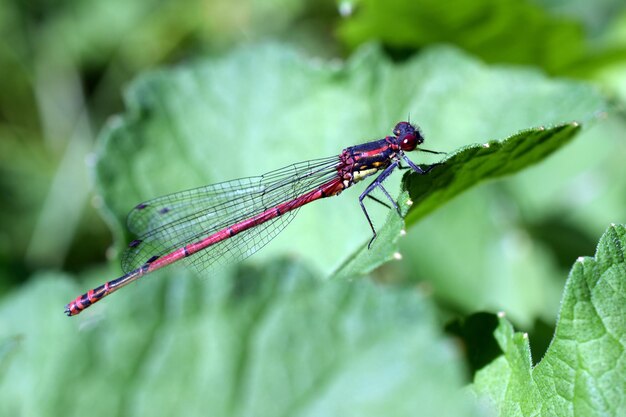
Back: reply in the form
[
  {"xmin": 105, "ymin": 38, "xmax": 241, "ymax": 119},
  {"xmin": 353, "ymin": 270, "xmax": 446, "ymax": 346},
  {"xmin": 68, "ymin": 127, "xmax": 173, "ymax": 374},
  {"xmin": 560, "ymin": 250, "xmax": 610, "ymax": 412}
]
[{"xmin": 393, "ymin": 121, "xmax": 424, "ymax": 152}]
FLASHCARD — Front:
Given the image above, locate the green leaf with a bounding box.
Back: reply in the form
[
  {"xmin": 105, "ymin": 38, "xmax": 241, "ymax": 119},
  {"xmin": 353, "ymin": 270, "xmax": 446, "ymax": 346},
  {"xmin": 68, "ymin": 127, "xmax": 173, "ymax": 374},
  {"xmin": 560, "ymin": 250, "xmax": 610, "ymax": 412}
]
[
  {"xmin": 95, "ymin": 43, "xmax": 606, "ymax": 280},
  {"xmin": 0, "ymin": 263, "xmax": 479, "ymax": 417},
  {"xmin": 471, "ymin": 224, "xmax": 626, "ymax": 416},
  {"xmin": 338, "ymin": 0, "xmax": 587, "ymax": 74},
  {"xmin": 403, "ymin": 123, "xmax": 582, "ymax": 226}
]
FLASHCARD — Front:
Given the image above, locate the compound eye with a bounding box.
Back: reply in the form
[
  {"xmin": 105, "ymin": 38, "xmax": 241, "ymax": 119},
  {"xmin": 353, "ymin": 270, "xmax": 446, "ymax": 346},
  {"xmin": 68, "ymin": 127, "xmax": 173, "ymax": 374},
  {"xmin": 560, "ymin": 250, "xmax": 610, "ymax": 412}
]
[{"xmin": 400, "ymin": 133, "xmax": 418, "ymax": 151}]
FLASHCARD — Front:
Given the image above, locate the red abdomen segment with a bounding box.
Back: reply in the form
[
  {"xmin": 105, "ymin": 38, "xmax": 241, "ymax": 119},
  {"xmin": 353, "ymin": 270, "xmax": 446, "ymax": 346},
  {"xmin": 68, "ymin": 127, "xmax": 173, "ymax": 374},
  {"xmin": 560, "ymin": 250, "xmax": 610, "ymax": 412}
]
[
  {"xmin": 64, "ymin": 271, "xmax": 141, "ymax": 316},
  {"xmin": 64, "ymin": 178, "xmax": 345, "ymax": 316}
]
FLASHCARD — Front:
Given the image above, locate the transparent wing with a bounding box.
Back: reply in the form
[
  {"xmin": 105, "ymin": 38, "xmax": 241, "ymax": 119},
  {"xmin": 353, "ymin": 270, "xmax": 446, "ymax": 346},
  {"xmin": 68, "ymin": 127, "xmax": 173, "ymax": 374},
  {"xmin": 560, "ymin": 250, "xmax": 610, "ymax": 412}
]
[
  {"xmin": 181, "ymin": 209, "xmax": 300, "ymax": 275},
  {"xmin": 121, "ymin": 156, "xmax": 339, "ymax": 273},
  {"xmin": 126, "ymin": 177, "xmax": 268, "ymax": 236}
]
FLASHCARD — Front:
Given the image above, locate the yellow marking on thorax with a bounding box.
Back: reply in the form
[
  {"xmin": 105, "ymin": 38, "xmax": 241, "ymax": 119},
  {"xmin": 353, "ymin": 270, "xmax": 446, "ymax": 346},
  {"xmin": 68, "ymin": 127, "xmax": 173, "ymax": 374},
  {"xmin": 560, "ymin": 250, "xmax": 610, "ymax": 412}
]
[{"xmin": 353, "ymin": 167, "xmax": 380, "ymax": 183}]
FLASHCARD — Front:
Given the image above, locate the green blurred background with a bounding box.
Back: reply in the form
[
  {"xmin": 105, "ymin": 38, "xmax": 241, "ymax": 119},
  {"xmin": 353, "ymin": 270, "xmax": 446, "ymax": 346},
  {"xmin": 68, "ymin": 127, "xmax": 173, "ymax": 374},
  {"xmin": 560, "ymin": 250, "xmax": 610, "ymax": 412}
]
[{"xmin": 1, "ymin": 0, "xmax": 625, "ymax": 415}]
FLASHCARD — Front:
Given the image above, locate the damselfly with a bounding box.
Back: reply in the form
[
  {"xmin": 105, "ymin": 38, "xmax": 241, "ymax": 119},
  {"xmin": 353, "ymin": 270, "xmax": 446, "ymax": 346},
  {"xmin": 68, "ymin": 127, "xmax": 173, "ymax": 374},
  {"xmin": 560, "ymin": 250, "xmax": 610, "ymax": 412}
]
[{"xmin": 65, "ymin": 121, "xmax": 442, "ymax": 316}]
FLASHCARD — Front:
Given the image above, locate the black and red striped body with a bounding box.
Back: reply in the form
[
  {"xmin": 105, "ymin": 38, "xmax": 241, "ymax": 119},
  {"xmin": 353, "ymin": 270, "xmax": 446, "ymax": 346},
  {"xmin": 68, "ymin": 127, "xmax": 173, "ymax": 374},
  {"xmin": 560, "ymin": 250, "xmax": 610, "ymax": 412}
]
[{"xmin": 65, "ymin": 121, "xmax": 431, "ymax": 316}]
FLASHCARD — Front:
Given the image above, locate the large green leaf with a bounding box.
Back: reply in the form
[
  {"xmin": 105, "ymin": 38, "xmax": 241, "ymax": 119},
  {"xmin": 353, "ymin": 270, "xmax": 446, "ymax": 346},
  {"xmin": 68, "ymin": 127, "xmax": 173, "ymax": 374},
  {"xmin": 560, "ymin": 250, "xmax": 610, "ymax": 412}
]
[
  {"xmin": 471, "ymin": 224, "xmax": 626, "ymax": 416},
  {"xmin": 95, "ymin": 43, "xmax": 606, "ymax": 283},
  {"xmin": 0, "ymin": 262, "xmax": 478, "ymax": 417}
]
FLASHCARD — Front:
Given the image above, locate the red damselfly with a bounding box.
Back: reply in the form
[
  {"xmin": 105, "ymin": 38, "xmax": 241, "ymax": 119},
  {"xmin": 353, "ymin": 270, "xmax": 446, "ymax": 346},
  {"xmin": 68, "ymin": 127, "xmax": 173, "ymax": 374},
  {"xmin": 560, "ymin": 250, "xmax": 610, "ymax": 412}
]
[{"xmin": 65, "ymin": 121, "xmax": 442, "ymax": 316}]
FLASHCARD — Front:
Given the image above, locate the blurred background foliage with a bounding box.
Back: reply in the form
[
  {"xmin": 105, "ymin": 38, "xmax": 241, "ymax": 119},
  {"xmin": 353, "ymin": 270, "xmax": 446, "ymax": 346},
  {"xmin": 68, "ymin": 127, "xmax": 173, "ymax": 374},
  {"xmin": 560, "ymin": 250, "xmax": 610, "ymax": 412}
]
[
  {"xmin": 0, "ymin": 0, "xmax": 625, "ymax": 415},
  {"xmin": 2, "ymin": 0, "xmax": 625, "ymax": 294}
]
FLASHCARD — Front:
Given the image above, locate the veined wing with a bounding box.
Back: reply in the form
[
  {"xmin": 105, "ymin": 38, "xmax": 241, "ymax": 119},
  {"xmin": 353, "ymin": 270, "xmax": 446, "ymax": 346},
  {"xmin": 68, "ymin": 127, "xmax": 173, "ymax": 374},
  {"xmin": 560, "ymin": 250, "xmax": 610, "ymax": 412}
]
[{"xmin": 121, "ymin": 156, "xmax": 339, "ymax": 273}]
